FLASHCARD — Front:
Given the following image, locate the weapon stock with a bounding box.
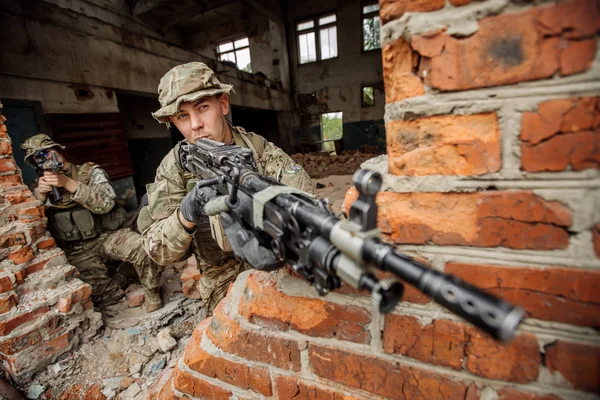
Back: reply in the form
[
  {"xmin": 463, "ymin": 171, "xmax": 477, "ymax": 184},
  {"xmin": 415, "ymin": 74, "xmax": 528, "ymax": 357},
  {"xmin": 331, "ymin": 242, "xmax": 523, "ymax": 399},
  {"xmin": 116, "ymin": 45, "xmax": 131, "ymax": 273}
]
[{"xmin": 181, "ymin": 138, "xmax": 524, "ymax": 342}]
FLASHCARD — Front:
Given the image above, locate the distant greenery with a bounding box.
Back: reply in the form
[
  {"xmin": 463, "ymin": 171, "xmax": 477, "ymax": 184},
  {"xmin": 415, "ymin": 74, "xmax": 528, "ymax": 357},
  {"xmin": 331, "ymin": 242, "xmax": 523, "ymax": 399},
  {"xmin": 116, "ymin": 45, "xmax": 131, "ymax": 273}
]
[
  {"xmin": 363, "ymin": 16, "xmax": 381, "ymax": 51},
  {"xmin": 241, "ymin": 63, "xmax": 252, "ymax": 73},
  {"xmin": 321, "ymin": 112, "xmax": 342, "ymax": 153}
]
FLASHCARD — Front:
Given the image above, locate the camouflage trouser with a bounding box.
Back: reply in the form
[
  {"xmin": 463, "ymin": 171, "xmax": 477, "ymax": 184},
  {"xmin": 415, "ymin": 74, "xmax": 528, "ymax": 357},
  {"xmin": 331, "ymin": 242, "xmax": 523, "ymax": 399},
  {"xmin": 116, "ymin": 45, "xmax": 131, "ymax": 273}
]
[
  {"xmin": 64, "ymin": 228, "xmax": 160, "ymax": 308},
  {"xmin": 196, "ymin": 256, "xmax": 250, "ymax": 316}
]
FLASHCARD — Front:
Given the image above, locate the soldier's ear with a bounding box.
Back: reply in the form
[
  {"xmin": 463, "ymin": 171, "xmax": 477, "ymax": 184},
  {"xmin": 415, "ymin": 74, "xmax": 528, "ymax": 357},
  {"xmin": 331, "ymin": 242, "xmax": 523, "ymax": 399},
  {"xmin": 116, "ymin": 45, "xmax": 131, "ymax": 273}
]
[{"xmin": 217, "ymin": 94, "xmax": 230, "ymax": 116}]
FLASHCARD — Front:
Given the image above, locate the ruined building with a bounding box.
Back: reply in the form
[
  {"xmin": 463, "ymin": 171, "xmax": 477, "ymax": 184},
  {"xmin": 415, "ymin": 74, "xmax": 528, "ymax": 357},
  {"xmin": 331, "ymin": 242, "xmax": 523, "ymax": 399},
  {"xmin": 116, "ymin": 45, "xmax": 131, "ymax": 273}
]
[{"xmin": 0, "ymin": 0, "xmax": 599, "ymax": 398}]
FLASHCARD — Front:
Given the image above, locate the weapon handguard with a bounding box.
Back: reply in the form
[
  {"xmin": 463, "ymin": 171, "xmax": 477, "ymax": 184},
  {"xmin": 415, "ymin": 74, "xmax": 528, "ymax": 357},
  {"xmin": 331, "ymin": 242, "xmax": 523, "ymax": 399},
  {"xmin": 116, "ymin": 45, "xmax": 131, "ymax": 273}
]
[{"xmin": 183, "ymin": 138, "xmax": 524, "ymax": 342}]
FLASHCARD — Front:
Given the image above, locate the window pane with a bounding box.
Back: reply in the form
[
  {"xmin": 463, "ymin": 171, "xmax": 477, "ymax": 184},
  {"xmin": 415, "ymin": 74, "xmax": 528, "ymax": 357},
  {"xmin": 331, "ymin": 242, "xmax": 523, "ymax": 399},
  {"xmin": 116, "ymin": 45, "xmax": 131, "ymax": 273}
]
[
  {"xmin": 321, "ymin": 111, "xmax": 343, "ymax": 153},
  {"xmin": 236, "ymin": 48, "xmax": 252, "ymax": 72},
  {"xmin": 362, "ymin": 87, "xmax": 374, "ymax": 106},
  {"xmin": 363, "ymin": 4, "xmax": 379, "ymax": 14},
  {"xmin": 320, "ymin": 26, "xmax": 337, "ymax": 60},
  {"xmin": 219, "ymin": 52, "xmax": 236, "ymax": 64},
  {"xmin": 319, "ymin": 14, "xmax": 336, "ymax": 25},
  {"xmin": 363, "ymin": 16, "xmax": 381, "ymax": 51},
  {"xmin": 234, "ymin": 37, "xmax": 249, "ymax": 49},
  {"xmin": 299, "ymin": 32, "xmax": 316, "ymax": 64},
  {"xmin": 297, "ymin": 20, "xmax": 314, "ymax": 31},
  {"xmin": 218, "ymin": 42, "xmax": 234, "ymax": 53}
]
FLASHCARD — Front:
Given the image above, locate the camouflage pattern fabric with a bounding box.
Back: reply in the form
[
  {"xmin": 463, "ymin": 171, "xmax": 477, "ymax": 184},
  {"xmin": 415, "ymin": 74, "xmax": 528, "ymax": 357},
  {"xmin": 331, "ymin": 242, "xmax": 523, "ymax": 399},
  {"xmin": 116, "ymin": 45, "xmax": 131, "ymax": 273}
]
[
  {"xmin": 139, "ymin": 125, "xmax": 313, "ymax": 315},
  {"xmin": 32, "ymin": 162, "xmax": 161, "ymax": 308}
]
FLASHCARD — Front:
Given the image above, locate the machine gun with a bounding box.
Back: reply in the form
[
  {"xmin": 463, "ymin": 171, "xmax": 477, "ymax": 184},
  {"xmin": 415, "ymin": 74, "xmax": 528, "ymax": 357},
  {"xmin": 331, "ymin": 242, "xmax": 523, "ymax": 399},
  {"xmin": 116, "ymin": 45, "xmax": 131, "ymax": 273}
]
[
  {"xmin": 180, "ymin": 138, "xmax": 524, "ymax": 342},
  {"xmin": 32, "ymin": 150, "xmax": 64, "ymax": 204}
]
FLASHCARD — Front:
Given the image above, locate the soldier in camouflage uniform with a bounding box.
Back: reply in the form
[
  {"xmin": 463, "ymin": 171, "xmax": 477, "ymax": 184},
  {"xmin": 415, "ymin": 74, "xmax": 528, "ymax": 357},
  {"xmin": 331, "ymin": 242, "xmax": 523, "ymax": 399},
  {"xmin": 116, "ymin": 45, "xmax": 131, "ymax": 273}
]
[
  {"xmin": 137, "ymin": 62, "xmax": 313, "ymax": 315},
  {"xmin": 21, "ymin": 135, "xmax": 163, "ymax": 312}
]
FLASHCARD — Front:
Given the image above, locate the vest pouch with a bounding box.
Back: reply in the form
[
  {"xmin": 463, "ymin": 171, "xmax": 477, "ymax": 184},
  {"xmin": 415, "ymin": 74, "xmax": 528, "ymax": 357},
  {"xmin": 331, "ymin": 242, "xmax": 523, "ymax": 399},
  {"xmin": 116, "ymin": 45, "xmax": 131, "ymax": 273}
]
[
  {"xmin": 72, "ymin": 209, "xmax": 100, "ymax": 240},
  {"xmin": 101, "ymin": 206, "xmax": 127, "ymax": 231},
  {"xmin": 193, "ymin": 219, "xmax": 230, "ymax": 265},
  {"xmin": 52, "ymin": 211, "xmax": 82, "ymax": 243}
]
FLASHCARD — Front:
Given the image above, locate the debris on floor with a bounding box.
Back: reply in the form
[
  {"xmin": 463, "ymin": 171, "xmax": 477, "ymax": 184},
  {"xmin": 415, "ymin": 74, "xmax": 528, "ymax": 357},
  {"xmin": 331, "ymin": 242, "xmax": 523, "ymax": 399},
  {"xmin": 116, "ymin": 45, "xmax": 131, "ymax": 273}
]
[
  {"xmin": 16, "ymin": 261, "xmax": 205, "ymax": 400},
  {"xmin": 291, "ymin": 148, "xmax": 382, "ymax": 179}
]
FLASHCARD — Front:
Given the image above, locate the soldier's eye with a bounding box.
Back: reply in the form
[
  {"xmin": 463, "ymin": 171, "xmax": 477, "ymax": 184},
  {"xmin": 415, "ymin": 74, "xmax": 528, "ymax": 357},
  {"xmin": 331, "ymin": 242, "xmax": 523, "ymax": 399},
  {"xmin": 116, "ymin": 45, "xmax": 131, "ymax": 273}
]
[{"xmin": 176, "ymin": 113, "xmax": 188, "ymax": 120}]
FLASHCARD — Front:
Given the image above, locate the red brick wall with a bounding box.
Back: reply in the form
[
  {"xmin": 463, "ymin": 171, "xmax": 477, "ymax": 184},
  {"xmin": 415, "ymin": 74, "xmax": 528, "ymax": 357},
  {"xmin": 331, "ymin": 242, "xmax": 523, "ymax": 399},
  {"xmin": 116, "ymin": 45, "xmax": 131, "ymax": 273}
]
[
  {"xmin": 0, "ymin": 100, "xmax": 101, "ymax": 384},
  {"xmin": 153, "ymin": 0, "xmax": 600, "ymax": 398}
]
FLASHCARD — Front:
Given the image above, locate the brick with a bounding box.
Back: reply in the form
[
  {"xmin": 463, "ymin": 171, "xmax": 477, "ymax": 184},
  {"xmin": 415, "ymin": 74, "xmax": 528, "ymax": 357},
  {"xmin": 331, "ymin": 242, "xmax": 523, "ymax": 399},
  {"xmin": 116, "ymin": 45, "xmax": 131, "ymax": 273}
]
[
  {"xmin": 0, "ymin": 158, "xmax": 17, "ymax": 173},
  {"xmin": 7, "ymin": 245, "xmax": 34, "ymax": 265},
  {"xmin": 4, "ymin": 188, "xmax": 36, "ymax": 205},
  {"xmin": 521, "ymin": 97, "xmax": 598, "ymax": 145},
  {"xmin": 545, "ymin": 341, "xmax": 600, "ymax": 393},
  {"xmin": 157, "ymin": 377, "xmax": 189, "ymax": 400},
  {"xmin": 309, "ymin": 345, "xmax": 469, "ymax": 398},
  {"xmin": 184, "ymin": 320, "xmax": 272, "ymax": 396},
  {"xmin": 387, "ymin": 113, "xmax": 501, "ymax": 176},
  {"xmin": 181, "ymin": 263, "xmax": 201, "ymax": 300},
  {"xmin": 380, "ymin": 0, "xmax": 445, "ymax": 24},
  {"xmin": 0, "ymin": 306, "xmax": 50, "ymax": 336},
  {"xmin": 56, "ymin": 296, "xmax": 72, "ymax": 313},
  {"xmin": 497, "ymin": 388, "xmax": 563, "ymax": 400},
  {"xmin": 36, "ymin": 237, "xmax": 56, "ymax": 251},
  {"xmin": 0, "ymin": 316, "xmax": 61, "ymax": 355},
  {"xmin": 24, "ymin": 253, "xmax": 67, "ymax": 277},
  {"xmin": 0, "ymin": 276, "xmax": 14, "ymax": 294},
  {"xmin": 71, "ymin": 283, "xmax": 92, "ymax": 305},
  {"xmin": 0, "ymin": 292, "xmax": 18, "ymax": 315},
  {"xmin": 59, "ymin": 384, "xmax": 106, "ymax": 400},
  {"xmin": 446, "ymin": 263, "xmax": 600, "ymax": 327},
  {"xmin": 238, "ymin": 272, "xmax": 371, "ymax": 343},
  {"xmin": 276, "ymin": 376, "xmax": 360, "ymax": 400},
  {"xmin": 345, "ymin": 190, "xmax": 571, "ymax": 250},
  {"xmin": 383, "ymin": 315, "xmax": 540, "ymax": 382},
  {"xmin": 127, "ymin": 288, "xmax": 145, "ymax": 308},
  {"xmin": 5, "ymin": 332, "xmax": 73, "ymax": 377},
  {"xmin": 0, "ymin": 141, "xmax": 12, "ymax": 156},
  {"xmin": 16, "ymin": 205, "xmax": 43, "ymax": 222},
  {"xmin": 414, "ymin": 0, "xmax": 600, "ymax": 91},
  {"xmin": 449, "ymin": 0, "xmax": 472, "ymax": 6},
  {"xmin": 0, "ymin": 233, "xmax": 27, "ymax": 248},
  {"xmin": 0, "ymin": 174, "xmax": 23, "ymax": 185},
  {"xmin": 28, "ymin": 223, "xmax": 46, "ymax": 243},
  {"xmin": 521, "ymin": 130, "xmax": 600, "ymax": 172},
  {"xmin": 594, "ymin": 225, "xmax": 600, "ymax": 257},
  {"xmin": 207, "ymin": 300, "xmax": 301, "ymax": 371},
  {"xmin": 173, "ymin": 368, "xmax": 232, "ymax": 399},
  {"xmin": 382, "ymin": 38, "xmax": 424, "ymax": 103}
]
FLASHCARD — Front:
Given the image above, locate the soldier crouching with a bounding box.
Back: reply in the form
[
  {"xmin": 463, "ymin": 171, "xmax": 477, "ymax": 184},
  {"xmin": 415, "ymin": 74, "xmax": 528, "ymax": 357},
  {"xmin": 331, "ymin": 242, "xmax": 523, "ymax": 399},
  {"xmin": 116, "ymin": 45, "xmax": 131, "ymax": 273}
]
[{"xmin": 21, "ymin": 134, "xmax": 163, "ymax": 312}]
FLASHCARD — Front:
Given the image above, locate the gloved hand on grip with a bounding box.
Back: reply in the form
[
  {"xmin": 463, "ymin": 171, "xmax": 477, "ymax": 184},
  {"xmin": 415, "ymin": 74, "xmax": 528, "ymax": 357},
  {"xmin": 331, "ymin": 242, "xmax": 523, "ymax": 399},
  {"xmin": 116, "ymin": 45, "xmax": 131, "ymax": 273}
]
[
  {"xmin": 180, "ymin": 184, "xmax": 217, "ymax": 225},
  {"xmin": 220, "ymin": 212, "xmax": 283, "ymax": 271}
]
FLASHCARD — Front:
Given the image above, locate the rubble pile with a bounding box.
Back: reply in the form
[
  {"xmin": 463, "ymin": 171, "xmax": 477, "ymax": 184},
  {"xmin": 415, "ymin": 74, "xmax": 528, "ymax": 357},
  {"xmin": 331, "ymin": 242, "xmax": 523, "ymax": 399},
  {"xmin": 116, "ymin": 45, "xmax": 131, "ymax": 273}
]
[
  {"xmin": 290, "ymin": 148, "xmax": 382, "ymax": 179},
  {"xmin": 18, "ymin": 262, "xmax": 206, "ymax": 400}
]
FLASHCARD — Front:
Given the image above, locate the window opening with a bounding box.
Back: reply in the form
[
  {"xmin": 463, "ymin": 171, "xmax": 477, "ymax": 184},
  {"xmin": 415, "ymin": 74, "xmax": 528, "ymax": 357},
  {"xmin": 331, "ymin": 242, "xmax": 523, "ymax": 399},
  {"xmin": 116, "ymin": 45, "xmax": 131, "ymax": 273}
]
[
  {"xmin": 217, "ymin": 37, "xmax": 252, "ymax": 72},
  {"xmin": 362, "ymin": 3, "xmax": 381, "ymax": 51},
  {"xmin": 297, "ymin": 13, "xmax": 338, "ymax": 64},
  {"xmin": 321, "ymin": 112, "xmax": 343, "ymax": 154},
  {"xmin": 362, "ymin": 86, "xmax": 375, "ymax": 107}
]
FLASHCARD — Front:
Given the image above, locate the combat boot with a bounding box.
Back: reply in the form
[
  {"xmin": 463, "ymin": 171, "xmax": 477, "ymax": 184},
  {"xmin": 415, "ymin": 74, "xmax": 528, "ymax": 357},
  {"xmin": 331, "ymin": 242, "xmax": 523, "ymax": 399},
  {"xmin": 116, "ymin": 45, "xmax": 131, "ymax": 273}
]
[{"xmin": 145, "ymin": 288, "xmax": 162, "ymax": 312}]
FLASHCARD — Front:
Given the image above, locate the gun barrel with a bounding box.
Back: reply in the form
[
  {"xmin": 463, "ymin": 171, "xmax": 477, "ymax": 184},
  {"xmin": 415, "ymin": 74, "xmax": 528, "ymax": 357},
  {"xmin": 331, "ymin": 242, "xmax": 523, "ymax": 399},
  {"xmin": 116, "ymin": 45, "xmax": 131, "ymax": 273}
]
[{"xmin": 362, "ymin": 239, "xmax": 523, "ymax": 342}]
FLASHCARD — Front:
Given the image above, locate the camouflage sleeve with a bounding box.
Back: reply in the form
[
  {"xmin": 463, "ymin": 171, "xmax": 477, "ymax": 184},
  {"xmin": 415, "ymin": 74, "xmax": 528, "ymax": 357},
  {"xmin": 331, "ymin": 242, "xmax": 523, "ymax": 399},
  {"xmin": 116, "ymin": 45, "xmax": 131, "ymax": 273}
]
[
  {"xmin": 71, "ymin": 167, "xmax": 116, "ymax": 214},
  {"xmin": 261, "ymin": 139, "xmax": 314, "ymax": 195},
  {"xmin": 139, "ymin": 150, "xmax": 193, "ymax": 265}
]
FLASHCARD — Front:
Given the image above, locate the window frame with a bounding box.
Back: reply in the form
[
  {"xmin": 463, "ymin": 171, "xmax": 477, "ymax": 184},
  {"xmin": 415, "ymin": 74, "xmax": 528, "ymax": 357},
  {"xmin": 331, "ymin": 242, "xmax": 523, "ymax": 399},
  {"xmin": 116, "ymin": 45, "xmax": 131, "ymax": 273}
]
[
  {"xmin": 295, "ymin": 11, "xmax": 339, "ymax": 66},
  {"xmin": 216, "ymin": 36, "xmax": 252, "ymax": 72},
  {"xmin": 361, "ymin": 85, "xmax": 375, "ymax": 107},
  {"xmin": 361, "ymin": 2, "xmax": 381, "ymax": 53}
]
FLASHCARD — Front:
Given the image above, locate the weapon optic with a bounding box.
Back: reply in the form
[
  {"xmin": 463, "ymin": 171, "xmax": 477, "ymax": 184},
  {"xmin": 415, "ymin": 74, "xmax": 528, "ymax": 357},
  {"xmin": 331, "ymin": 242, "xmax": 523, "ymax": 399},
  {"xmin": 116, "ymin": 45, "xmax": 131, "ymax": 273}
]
[
  {"xmin": 33, "ymin": 150, "xmax": 64, "ymax": 204},
  {"xmin": 181, "ymin": 138, "xmax": 524, "ymax": 342}
]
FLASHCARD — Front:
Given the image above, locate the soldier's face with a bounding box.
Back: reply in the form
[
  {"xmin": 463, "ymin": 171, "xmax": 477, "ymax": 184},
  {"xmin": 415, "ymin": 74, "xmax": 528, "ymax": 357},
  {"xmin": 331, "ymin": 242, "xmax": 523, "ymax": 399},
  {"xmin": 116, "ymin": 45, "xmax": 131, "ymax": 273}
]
[{"xmin": 170, "ymin": 95, "xmax": 232, "ymax": 144}]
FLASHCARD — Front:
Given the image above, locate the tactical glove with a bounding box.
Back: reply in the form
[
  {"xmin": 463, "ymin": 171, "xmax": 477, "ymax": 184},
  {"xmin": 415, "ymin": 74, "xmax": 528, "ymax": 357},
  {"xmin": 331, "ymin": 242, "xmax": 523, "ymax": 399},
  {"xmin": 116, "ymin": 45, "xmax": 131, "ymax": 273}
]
[
  {"xmin": 220, "ymin": 212, "xmax": 283, "ymax": 271},
  {"xmin": 180, "ymin": 184, "xmax": 217, "ymax": 225}
]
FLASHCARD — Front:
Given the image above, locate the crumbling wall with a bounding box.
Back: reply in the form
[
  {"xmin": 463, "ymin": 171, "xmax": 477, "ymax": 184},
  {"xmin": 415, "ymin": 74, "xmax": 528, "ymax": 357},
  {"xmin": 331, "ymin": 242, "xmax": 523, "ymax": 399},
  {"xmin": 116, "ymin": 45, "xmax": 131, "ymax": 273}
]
[
  {"xmin": 152, "ymin": 0, "xmax": 600, "ymax": 398},
  {"xmin": 0, "ymin": 101, "xmax": 101, "ymax": 384}
]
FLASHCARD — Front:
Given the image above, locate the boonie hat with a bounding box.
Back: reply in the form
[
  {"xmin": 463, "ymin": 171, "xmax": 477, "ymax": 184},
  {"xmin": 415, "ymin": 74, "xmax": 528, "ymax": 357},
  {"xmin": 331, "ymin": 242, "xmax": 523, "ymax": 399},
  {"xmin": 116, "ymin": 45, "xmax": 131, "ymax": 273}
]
[
  {"xmin": 21, "ymin": 134, "xmax": 65, "ymax": 164},
  {"xmin": 152, "ymin": 62, "xmax": 234, "ymax": 123}
]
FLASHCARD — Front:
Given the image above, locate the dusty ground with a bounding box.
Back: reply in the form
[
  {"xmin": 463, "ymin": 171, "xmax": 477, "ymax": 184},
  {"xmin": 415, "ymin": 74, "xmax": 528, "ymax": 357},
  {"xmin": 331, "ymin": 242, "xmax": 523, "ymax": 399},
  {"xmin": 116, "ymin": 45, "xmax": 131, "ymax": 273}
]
[{"xmin": 14, "ymin": 173, "xmax": 354, "ymax": 400}]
